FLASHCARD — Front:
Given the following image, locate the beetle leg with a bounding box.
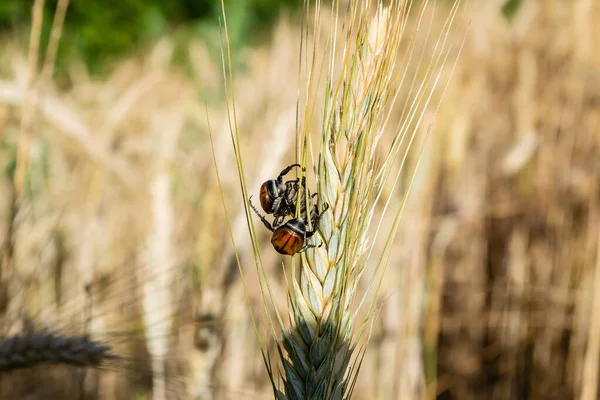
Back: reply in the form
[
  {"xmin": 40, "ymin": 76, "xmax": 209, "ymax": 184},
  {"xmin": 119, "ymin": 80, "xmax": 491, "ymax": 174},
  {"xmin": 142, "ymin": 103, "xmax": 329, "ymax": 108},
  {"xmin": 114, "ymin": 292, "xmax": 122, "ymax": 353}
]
[
  {"xmin": 297, "ymin": 239, "xmax": 323, "ymax": 253},
  {"xmin": 284, "ymin": 179, "xmax": 300, "ymax": 203},
  {"xmin": 277, "ymin": 164, "xmax": 301, "ymax": 181},
  {"xmin": 273, "ymin": 215, "xmax": 285, "ymax": 227},
  {"xmin": 278, "ymin": 183, "xmax": 297, "ymax": 217},
  {"xmin": 307, "ymin": 191, "xmax": 318, "ymax": 215},
  {"xmin": 271, "ymin": 197, "xmax": 283, "ymax": 215},
  {"xmin": 287, "ymin": 185, "xmax": 299, "ymax": 204},
  {"xmin": 249, "ymin": 196, "xmax": 274, "ymax": 231},
  {"xmin": 314, "ymin": 202, "xmax": 329, "ymax": 224},
  {"xmin": 308, "ymin": 203, "xmax": 318, "ymax": 224},
  {"xmin": 286, "ymin": 178, "xmax": 300, "ymax": 189},
  {"xmin": 305, "ymin": 202, "xmax": 329, "ymax": 237}
]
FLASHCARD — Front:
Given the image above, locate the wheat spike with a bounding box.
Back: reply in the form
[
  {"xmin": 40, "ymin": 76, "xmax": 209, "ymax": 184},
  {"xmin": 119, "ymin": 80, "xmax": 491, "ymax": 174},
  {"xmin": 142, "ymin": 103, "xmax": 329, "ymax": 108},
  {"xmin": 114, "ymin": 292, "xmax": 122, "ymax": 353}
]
[
  {"xmin": 0, "ymin": 333, "xmax": 118, "ymax": 372},
  {"xmin": 281, "ymin": 6, "xmax": 396, "ymax": 399},
  {"xmin": 278, "ymin": 1, "xmax": 464, "ymax": 398},
  {"xmin": 218, "ymin": 0, "xmax": 464, "ymax": 397}
]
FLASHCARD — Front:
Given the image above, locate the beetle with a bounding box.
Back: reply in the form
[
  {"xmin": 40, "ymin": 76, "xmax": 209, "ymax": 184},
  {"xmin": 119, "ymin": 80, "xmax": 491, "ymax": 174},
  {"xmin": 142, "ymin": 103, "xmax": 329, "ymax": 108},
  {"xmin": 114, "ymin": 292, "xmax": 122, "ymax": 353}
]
[
  {"xmin": 258, "ymin": 164, "xmax": 311, "ymax": 226},
  {"xmin": 249, "ymin": 199, "xmax": 329, "ymax": 256}
]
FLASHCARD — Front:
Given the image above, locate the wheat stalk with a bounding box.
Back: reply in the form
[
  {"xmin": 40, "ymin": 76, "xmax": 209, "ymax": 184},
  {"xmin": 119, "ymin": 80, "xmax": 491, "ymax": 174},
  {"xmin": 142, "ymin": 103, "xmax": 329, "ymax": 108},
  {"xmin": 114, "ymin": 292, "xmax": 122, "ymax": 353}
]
[
  {"xmin": 0, "ymin": 333, "xmax": 118, "ymax": 371},
  {"xmin": 14, "ymin": 0, "xmax": 45, "ymax": 197},
  {"xmin": 143, "ymin": 107, "xmax": 184, "ymax": 400}
]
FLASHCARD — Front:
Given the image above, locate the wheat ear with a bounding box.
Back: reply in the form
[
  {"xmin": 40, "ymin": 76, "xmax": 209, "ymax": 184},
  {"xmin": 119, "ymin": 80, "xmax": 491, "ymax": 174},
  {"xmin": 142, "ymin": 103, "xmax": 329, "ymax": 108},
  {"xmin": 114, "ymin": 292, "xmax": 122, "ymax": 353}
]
[
  {"xmin": 280, "ymin": 5, "xmax": 398, "ymax": 398},
  {"xmin": 0, "ymin": 333, "xmax": 118, "ymax": 371},
  {"xmin": 281, "ymin": 1, "xmax": 465, "ymax": 398},
  {"xmin": 217, "ymin": 0, "xmax": 464, "ymax": 398}
]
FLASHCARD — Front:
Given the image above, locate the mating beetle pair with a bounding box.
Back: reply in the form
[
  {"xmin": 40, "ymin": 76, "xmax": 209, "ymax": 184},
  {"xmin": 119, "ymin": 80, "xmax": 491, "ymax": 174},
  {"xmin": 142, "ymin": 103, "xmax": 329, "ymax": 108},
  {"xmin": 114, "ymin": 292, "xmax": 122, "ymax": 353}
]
[{"xmin": 249, "ymin": 164, "xmax": 328, "ymax": 255}]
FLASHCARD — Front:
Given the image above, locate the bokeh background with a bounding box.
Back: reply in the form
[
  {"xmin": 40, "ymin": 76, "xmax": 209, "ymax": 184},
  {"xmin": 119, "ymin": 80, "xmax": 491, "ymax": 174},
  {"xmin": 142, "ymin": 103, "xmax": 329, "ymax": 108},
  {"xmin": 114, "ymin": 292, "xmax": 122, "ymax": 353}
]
[{"xmin": 1, "ymin": 0, "xmax": 600, "ymax": 399}]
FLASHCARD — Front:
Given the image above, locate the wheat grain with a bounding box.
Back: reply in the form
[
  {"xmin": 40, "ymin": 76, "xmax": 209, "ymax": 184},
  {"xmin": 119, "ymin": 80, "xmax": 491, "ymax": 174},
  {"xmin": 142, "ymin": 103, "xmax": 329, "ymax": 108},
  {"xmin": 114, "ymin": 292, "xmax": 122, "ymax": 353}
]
[{"xmin": 0, "ymin": 333, "xmax": 118, "ymax": 372}]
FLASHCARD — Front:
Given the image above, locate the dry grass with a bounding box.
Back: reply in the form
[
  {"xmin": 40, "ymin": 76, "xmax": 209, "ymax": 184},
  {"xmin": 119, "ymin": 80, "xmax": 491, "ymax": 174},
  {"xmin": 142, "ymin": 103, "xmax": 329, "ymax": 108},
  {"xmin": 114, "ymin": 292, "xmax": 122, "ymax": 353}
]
[
  {"xmin": 421, "ymin": 1, "xmax": 600, "ymax": 399},
  {"xmin": 0, "ymin": 0, "xmax": 598, "ymax": 399}
]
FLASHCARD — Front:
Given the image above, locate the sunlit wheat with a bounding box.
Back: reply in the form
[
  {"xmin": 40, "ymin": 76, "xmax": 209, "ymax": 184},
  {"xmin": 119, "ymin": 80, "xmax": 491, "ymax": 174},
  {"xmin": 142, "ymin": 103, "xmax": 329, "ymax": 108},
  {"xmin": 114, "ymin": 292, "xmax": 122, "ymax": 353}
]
[{"xmin": 218, "ymin": 0, "xmax": 466, "ymax": 399}]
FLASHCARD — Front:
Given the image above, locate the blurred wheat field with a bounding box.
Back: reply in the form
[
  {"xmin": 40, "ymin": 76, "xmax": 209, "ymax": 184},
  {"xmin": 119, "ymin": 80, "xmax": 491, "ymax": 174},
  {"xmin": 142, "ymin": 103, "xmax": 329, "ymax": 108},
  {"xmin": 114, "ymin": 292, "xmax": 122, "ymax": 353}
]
[{"xmin": 0, "ymin": 0, "xmax": 599, "ymax": 399}]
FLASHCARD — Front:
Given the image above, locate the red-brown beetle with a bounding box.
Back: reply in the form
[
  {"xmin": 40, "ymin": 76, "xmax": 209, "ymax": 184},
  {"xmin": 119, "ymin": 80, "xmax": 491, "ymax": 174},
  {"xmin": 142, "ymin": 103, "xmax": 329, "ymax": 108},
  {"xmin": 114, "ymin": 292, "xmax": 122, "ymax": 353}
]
[
  {"xmin": 250, "ymin": 199, "xmax": 329, "ymax": 256},
  {"xmin": 258, "ymin": 164, "xmax": 302, "ymax": 225},
  {"xmin": 254, "ymin": 163, "xmax": 319, "ymax": 226}
]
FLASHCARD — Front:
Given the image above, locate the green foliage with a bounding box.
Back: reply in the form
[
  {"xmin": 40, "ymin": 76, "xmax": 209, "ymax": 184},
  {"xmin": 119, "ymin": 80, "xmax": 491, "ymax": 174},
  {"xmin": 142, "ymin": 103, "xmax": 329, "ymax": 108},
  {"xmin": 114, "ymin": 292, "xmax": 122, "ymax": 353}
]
[
  {"xmin": 0, "ymin": 0, "xmax": 301, "ymax": 75},
  {"xmin": 0, "ymin": 138, "xmax": 16, "ymax": 181},
  {"xmin": 0, "ymin": 138, "xmax": 49, "ymax": 199},
  {"xmin": 501, "ymin": 0, "xmax": 523, "ymax": 21}
]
